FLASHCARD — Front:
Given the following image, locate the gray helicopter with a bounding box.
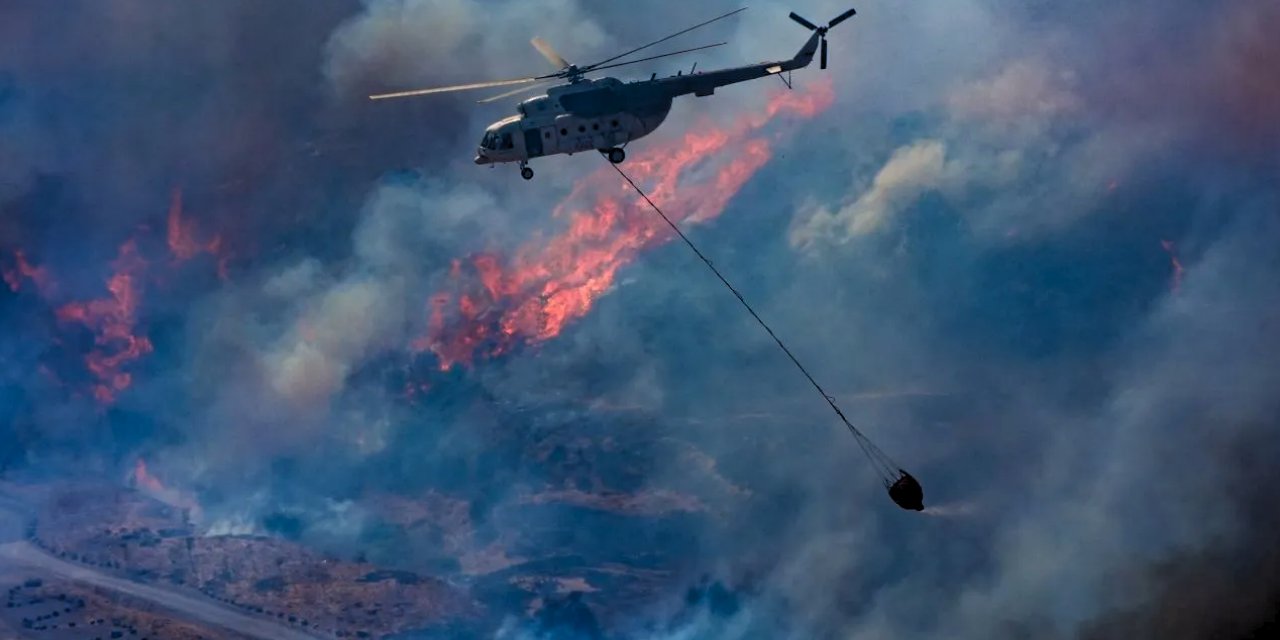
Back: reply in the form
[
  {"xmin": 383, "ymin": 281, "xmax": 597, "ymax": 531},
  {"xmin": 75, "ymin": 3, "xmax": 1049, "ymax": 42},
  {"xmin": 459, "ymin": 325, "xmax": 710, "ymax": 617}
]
[{"xmin": 369, "ymin": 7, "xmax": 856, "ymax": 180}]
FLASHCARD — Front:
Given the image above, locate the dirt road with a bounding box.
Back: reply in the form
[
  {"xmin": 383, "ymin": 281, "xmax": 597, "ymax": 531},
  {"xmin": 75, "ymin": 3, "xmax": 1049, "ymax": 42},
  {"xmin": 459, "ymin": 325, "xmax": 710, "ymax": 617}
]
[{"xmin": 0, "ymin": 540, "xmax": 325, "ymax": 640}]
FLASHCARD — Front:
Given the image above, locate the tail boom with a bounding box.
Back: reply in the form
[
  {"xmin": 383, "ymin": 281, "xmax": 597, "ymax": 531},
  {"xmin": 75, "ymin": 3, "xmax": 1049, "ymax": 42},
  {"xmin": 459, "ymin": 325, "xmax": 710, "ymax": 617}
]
[{"xmin": 654, "ymin": 6, "xmax": 850, "ymax": 99}]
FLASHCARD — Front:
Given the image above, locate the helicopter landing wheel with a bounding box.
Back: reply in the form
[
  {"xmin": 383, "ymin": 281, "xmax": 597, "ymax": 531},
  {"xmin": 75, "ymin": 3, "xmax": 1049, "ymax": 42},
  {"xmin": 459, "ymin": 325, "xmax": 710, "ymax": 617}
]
[
  {"xmin": 520, "ymin": 166, "xmax": 534, "ymax": 180},
  {"xmin": 606, "ymin": 148, "xmax": 626, "ymax": 164}
]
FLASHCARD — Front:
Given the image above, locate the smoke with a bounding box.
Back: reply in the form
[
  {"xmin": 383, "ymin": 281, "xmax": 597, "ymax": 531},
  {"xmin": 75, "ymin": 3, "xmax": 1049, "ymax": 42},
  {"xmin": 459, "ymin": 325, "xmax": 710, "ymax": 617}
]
[
  {"xmin": 790, "ymin": 139, "xmax": 954, "ymax": 247},
  {"xmin": 947, "ymin": 59, "xmax": 1082, "ymax": 122},
  {"xmin": 3, "ymin": 0, "xmax": 1280, "ymax": 638},
  {"xmin": 324, "ymin": 0, "xmax": 609, "ymax": 95}
]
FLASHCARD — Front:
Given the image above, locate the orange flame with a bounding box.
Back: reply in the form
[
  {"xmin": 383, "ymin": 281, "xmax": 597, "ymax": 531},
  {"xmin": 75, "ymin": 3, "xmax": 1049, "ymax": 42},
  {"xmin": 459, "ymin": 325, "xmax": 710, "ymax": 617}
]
[
  {"xmin": 167, "ymin": 187, "xmax": 229, "ymax": 279},
  {"xmin": 1160, "ymin": 239, "xmax": 1185, "ymax": 293},
  {"xmin": 9, "ymin": 188, "xmax": 226, "ymax": 404},
  {"xmin": 416, "ymin": 81, "xmax": 835, "ymax": 368},
  {"xmin": 56, "ymin": 239, "xmax": 154, "ymax": 405},
  {"xmin": 132, "ymin": 457, "xmax": 167, "ymax": 494},
  {"xmin": 131, "ymin": 458, "xmax": 202, "ymax": 520},
  {"xmin": 401, "ymin": 380, "xmax": 433, "ymax": 401},
  {"xmin": 2, "ymin": 249, "xmax": 54, "ymax": 295}
]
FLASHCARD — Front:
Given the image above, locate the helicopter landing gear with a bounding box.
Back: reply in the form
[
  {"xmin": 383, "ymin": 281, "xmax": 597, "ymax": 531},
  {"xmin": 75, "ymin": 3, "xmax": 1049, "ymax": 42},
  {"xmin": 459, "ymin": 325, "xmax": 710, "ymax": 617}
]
[
  {"xmin": 604, "ymin": 147, "xmax": 626, "ymax": 164},
  {"xmin": 519, "ymin": 163, "xmax": 534, "ymax": 180}
]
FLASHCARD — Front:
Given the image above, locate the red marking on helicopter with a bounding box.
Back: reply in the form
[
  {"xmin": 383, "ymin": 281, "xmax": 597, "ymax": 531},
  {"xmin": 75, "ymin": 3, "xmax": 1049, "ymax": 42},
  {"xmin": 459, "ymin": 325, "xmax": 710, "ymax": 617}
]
[
  {"xmin": 416, "ymin": 82, "xmax": 834, "ymax": 368},
  {"xmin": 55, "ymin": 239, "xmax": 154, "ymax": 405}
]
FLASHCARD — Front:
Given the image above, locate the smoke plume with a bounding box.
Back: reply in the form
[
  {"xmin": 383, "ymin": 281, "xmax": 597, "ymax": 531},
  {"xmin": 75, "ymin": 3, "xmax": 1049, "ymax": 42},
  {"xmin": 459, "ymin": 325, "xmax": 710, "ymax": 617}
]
[{"xmin": 2, "ymin": 0, "xmax": 1279, "ymax": 637}]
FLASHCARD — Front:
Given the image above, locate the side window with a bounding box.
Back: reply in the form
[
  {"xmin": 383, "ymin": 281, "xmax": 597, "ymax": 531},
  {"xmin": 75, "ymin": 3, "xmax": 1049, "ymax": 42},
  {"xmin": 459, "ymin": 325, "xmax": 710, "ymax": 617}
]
[{"xmin": 501, "ymin": 132, "xmax": 513, "ymax": 149}]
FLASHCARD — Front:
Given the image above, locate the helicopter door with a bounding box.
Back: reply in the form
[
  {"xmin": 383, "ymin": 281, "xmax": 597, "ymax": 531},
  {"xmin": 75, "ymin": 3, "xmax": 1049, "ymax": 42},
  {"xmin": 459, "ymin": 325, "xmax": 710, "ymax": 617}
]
[{"xmin": 523, "ymin": 127, "xmax": 543, "ymax": 158}]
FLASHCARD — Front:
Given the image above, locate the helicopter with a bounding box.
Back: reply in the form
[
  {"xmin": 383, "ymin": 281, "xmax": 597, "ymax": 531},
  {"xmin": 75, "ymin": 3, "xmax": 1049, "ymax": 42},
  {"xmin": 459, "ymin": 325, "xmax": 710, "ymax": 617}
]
[{"xmin": 369, "ymin": 6, "xmax": 857, "ymax": 180}]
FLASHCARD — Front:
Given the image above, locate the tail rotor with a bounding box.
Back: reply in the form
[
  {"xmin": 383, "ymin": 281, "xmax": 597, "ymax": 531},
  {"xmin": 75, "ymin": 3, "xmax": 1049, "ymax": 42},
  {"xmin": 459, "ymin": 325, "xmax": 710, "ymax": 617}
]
[{"xmin": 789, "ymin": 7, "xmax": 856, "ymax": 70}]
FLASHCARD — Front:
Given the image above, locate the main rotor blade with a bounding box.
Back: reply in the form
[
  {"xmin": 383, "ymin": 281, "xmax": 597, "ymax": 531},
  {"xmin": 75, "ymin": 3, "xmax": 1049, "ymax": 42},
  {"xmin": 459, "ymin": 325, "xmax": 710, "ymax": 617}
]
[
  {"xmin": 584, "ymin": 7, "xmax": 746, "ymax": 72},
  {"xmin": 369, "ymin": 77, "xmax": 539, "ymax": 101},
  {"xmin": 476, "ymin": 81, "xmax": 553, "ymax": 104},
  {"xmin": 586, "ymin": 42, "xmax": 726, "ymax": 74},
  {"xmin": 531, "ymin": 37, "xmax": 570, "ymax": 70},
  {"xmin": 788, "ymin": 12, "xmax": 819, "ymax": 31},
  {"xmin": 828, "ymin": 7, "xmax": 857, "ymax": 28}
]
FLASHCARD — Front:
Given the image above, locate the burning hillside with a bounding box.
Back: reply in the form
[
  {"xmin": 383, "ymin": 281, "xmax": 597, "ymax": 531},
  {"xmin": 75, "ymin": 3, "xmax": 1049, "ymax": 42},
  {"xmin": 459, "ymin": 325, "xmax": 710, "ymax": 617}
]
[
  {"xmin": 168, "ymin": 187, "xmax": 230, "ymax": 279},
  {"xmin": 415, "ymin": 81, "xmax": 835, "ymax": 370},
  {"xmin": 53, "ymin": 240, "xmax": 154, "ymax": 405},
  {"xmin": 2, "ymin": 186, "xmax": 232, "ymax": 408}
]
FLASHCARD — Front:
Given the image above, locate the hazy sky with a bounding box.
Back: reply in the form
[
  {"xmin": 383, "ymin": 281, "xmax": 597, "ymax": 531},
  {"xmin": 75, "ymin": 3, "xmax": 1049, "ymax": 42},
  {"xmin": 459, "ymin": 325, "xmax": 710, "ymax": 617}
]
[{"xmin": 2, "ymin": 1, "xmax": 1278, "ymax": 638}]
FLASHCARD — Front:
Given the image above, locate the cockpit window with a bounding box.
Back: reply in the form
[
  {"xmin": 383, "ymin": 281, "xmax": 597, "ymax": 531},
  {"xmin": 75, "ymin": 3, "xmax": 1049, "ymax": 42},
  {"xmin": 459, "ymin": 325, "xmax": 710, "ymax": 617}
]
[
  {"xmin": 480, "ymin": 129, "xmax": 515, "ymax": 151},
  {"xmin": 481, "ymin": 129, "xmax": 514, "ymax": 151}
]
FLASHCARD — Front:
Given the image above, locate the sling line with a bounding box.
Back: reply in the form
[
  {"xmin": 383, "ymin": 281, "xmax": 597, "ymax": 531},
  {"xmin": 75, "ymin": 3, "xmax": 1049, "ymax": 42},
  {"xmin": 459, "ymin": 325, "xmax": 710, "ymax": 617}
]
[{"xmin": 608, "ymin": 160, "xmax": 899, "ymax": 484}]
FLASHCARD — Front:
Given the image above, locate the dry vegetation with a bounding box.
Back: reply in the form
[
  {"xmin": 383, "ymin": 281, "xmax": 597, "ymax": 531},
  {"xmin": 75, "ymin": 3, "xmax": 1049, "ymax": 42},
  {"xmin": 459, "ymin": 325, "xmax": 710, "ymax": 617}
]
[{"xmin": 30, "ymin": 485, "xmax": 481, "ymax": 638}]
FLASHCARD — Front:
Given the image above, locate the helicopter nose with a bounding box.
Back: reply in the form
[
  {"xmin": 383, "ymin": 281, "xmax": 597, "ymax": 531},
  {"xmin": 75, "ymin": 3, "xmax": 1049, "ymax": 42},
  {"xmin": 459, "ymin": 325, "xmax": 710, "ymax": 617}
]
[{"xmin": 474, "ymin": 152, "xmax": 487, "ymax": 165}]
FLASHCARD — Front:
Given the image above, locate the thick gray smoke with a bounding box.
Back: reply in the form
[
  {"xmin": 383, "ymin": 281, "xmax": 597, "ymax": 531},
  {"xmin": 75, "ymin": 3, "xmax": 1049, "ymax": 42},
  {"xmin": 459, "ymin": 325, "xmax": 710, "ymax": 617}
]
[{"xmin": 2, "ymin": 0, "xmax": 1279, "ymax": 638}]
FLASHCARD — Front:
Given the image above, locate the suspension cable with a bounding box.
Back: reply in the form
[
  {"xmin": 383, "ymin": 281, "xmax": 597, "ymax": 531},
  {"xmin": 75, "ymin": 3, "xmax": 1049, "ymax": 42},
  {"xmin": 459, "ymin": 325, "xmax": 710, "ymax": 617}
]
[{"xmin": 607, "ymin": 160, "xmax": 900, "ymax": 483}]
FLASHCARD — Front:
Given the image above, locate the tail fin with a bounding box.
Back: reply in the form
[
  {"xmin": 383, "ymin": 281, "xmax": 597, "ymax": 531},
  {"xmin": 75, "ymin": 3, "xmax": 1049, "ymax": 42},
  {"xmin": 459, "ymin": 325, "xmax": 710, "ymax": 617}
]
[
  {"xmin": 791, "ymin": 31, "xmax": 822, "ymax": 68},
  {"xmin": 787, "ymin": 8, "xmax": 856, "ymax": 70}
]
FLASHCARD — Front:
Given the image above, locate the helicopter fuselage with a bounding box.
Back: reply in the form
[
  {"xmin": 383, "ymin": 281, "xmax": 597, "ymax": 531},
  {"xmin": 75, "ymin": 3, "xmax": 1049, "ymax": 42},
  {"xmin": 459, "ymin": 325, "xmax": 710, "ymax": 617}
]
[
  {"xmin": 474, "ymin": 29, "xmax": 821, "ymax": 168},
  {"xmin": 474, "ymin": 77, "xmax": 672, "ymax": 165}
]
